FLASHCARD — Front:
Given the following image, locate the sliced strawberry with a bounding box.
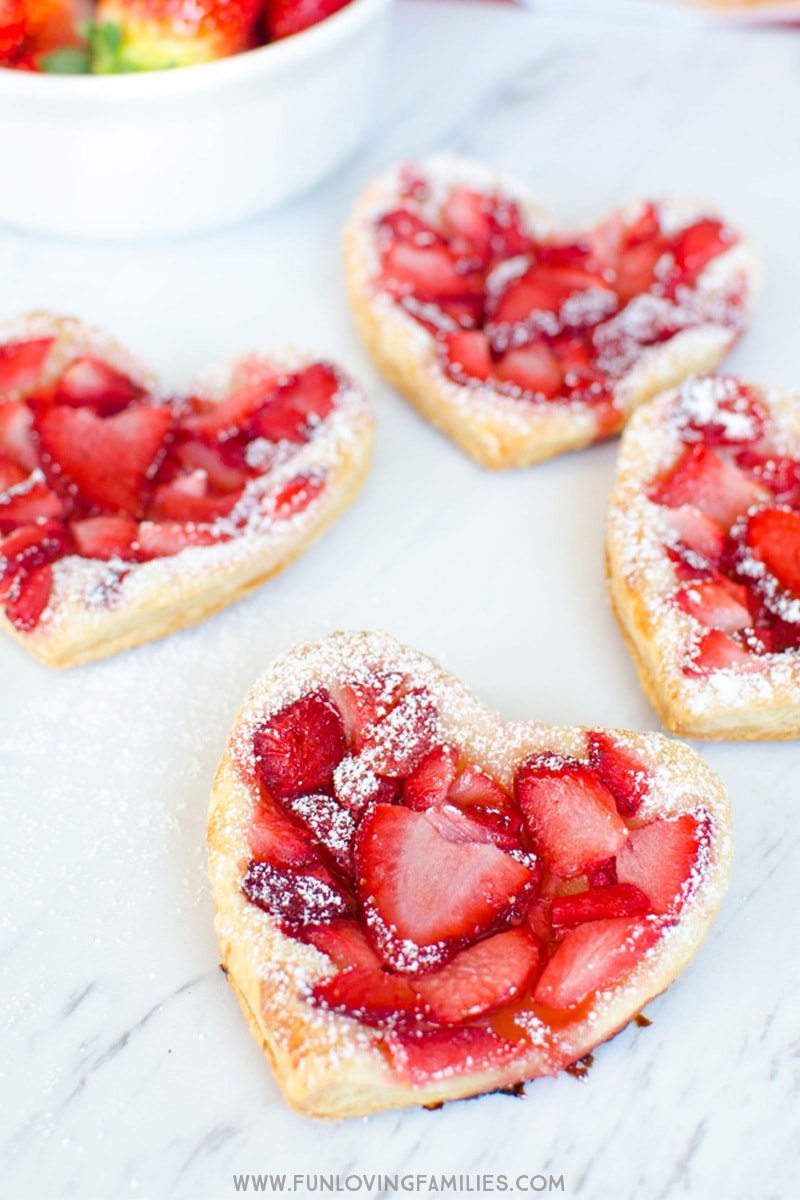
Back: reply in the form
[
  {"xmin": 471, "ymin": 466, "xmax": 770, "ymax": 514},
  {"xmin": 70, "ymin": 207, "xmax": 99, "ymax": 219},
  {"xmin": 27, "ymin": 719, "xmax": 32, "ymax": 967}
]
[
  {"xmin": 242, "ymin": 860, "xmax": 351, "ymax": 928},
  {"xmin": 0, "ymin": 453, "xmax": 27, "ymax": 493},
  {"xmin": 534, "ymin": 917, "xmax": 658, "ymax": 1009},
  {"xmin": 301, "ymin": 919, "xmax": 382, "ymax": 971},
  {"xmin": 550, "ymin": 883, "xmax": 651, "ymax": 928},
  {"xmin": 0, "ymin": 477, "xmax": 64, "ymax": 533},
  {"xmin": 491, "ymin": 263, "xmax": 611, "ymax": 325},
  {"xmin": 282, "ymin": 792, "xmax": 356, "ymax": 875},
  {"xmin": 249, "ymin": 793, "xmax": 319, "ymax": 870},
  {"xmin": 442, "ymin": 330, "xmax": 492, "ymax": 384},
  {"xmin": 332, "ymin": 674, "xmax": 404, "ymax": 751},
  {"xmin": 447, "ymin": 765, "xmax": 510, "ymax": 810},
  {"xmin": 253, "ymin": 690, "xmax": 347, "ymax": 801},
  {"xmin": 651, "ymin": 444, "xmax": 766, "ymax": 529},
  {"xmin": 664, "ymin": 504, "xmax": 726, "ymax": 564},
  {"xmin": 587, "ymin": 858, "xmax": 617, "ymax": 889},
  {"xmin": 356, "ymin": 804, "xmax": 534, "ymax": 954},
  {"xmin": 361, "ymin": 689, "xmax": 437, "ymax": 777},
  {"xmin": 736, "ymin": 450, "xmax": 800, "ymax": 506},
  {"xmin": 495, "ymin": 341, "xmax": 563, "ymax": 398},
  {"xmin": 675, "ymin": 578, "xmax": 751, "ymax": 632},
  {"xmin": 670, "ymin": 218, "xmax": 733, "ymax": 287},
  {"xmin": 745, "ymin": 508, "xmax": 800, "ymax": 598},
  {"xmin": 135, "ymin": 520, "xmax": 218, "ymax": 560},
  {"xmin": 70, "ymin": 515, "xmax": 138, "ymax": 561},
  {"xmin": 273, "ymin": 472, "xmax": 326, "ymax": 519},
  {"xmin": 311, "ymin": 967, "xmax": 421, "ymax": 1026},
  {"xmin": 450, "ymin": 805, "xmax": 525, "ymax": 853},
  {"xmin": 403, "ymin": 743, "xmax": 458, "ymax": 811},
  {"xmin": 412, "ymin": 928, "xmax": 542, "ymax": 1025},
  {"xmin": 616, "ymin": 815, "xmax": 703, "ymax": 916},
  {"xmin": 3, "ymin": 563, "xmax": 53, "ymax": 631},
  {"xmin": 153, "ymin": 475, "xmax": 243, "ymax": 523},
  {"xmin": 0, "ymin": 338, "xmax": 53, "ymax": 396},
  {"xmin": 586, "ymin": 731, "xmax": 650, "ymax": 819},
  {"xmin": 383, "ymin": 239, "xmax": 471, "ymax": 299},
  {"xmin": 0, "ymin": 519, "xmax": 69, "ymax": 596},
  {"xmin": 386, "ymin": 1026, "xmax": 521, "ymax": 1085},
  {"xmin": 247, "ymin": 365, "xmax": 339, "ymax": 444},
  {"xmin": 174, "ymin": 438, "xmax": 249, "ymax": 493},
  {"xmin": 54, "ymin": 357, "xmax": 145, "ymax": 415},
  {"xmin": 615, "ymin": 207, "xmax": 664, "ymax": 302},
  {"xmin": 185, "ymin": 377, "xmax": 280, "ymax": 440},
  {"xmin": 36, "ymin": 405, "xmax": 172, "ymax": 516},
  {"xmin": 516, "ymin": 754, "xmax": 628, "ymax": 878},
  {"xmin": 678, "ymin": 381, "xmax": 766, "ymax": 448},
  {"xmin": 441, "ymin": 188, "xmax": 492, "ymax": 259},
  {"xmin": 685, "ymin": 629, "xmax": 762, "ymax": 676},
  {"xmin": 0, "ymin": 401, "xmax": 38, "ymax": 471}
]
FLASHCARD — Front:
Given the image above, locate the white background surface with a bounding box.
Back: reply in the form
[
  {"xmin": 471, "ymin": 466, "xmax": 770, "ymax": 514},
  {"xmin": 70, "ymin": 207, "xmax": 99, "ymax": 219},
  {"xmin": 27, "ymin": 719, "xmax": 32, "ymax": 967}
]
[{"xmin": 2, "ymin": 3, "xmax": 799, "ymax": 1198}]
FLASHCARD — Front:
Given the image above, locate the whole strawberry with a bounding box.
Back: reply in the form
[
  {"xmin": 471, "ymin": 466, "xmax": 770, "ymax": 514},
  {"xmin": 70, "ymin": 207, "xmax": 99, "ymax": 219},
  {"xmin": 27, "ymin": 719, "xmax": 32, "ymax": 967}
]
[
  {"xmin": 264, "ymin": 0, "xmax": 350, "ymax": 40},
  {"xmin": 95, "ymin": 0, "xmax": 263, "ymax": 70}
]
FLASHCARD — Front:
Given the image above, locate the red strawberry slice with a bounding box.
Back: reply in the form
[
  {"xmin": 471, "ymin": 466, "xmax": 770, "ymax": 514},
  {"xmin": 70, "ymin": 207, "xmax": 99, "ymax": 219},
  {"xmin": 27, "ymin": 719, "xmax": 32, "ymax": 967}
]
[
  {"xmin": 253, "ymin": 690, "xmax": 347, "ymax": 801},
  {"xmin": 616, "ymin": 816, "xmax": 703, "ymax": 916},
  {"xmin": 670, "ymin": 218, "xmax": 733, "ymax": 287},
  {"xmin": 282, "ymin": 792, "xmax": 356, "ymax": 875},
  {"xmin": 54, "ymin": 357, "xmax": 145, "ymax": 415},
  {"xmin": 153, "ymin": 475, "xmax": 243, "ymax": 523},
  {"xmin": 736, "ymin": 450, "xmax": 800, "ymax": 506},
  {"xmin": 651, "ymin": 444, "xmax": 766, "ymax": 529},
  {"xmin": 0, "ymin": 519, "xmax": 69, "ymax": 596},
  {"xmin": 382, "ymin": 240, "xmax": 478, "ymax": 300},
  {"xmin": 516, "ymin": 754, "xmax": 628, "ymax": 878},
  {"xmin": 745, "ymin": 508, "xmax": 800, "ymax": 598},
  {"xmin": 249, "ymin": 794, "xmax": 319, "ymax": 870},
  {"xmin": 264, "ymin": 0, "xmax": 350, "ymax": 39},
  {"xmin": 0, "ymin": 477, "xmax": 64, "ymax": 533},
  {"xmin": 273, "ymin": 472, "xmax": 326, "ymax": 519},
  {"xmin": 442, "ymin": 331, "xmax": 492, "ymax": 384},
  {"xmin": 36, "ymin": 404, "xmax": 172, "ymax": 516},
  {"xmin": 3, "ymin": 563, "xmax": 53, "ymax": 631},
  {"xmin": 173, "ymin": 438, "xmax": 249, "ymax": 493},
  {"xmin": 534, "ymin": 917, "xmax": 658, "ymax": 1009},
  {"xmin": 587, "ymin": 858, "xmax": 618, "ymax": 889},
  {"xmin": 311, "ymin": 967, "xmax": 421, "ymax": 1026},
  {"xmin": 550, "ymin": 883, "xmax": 651, "ymax": 929},
  {"xmin": 0, "ymin": 454, "xmax": 27, "ymax": 493},
  {"xmin": 0, "ymin": 338, "xmax": 53, "ymax": 395},
  {"xmin": 70, "ymin": 515, "xmax": 138, "ymax": 561},
  {"xmin": 0, "ymin": 401, "xmax": 38, "ymax": 471},
  {"xmin": 495, "ymin": 342, "xmax": 563, "ymax": 398},
  {"xmin": 134, "ymin": 520, "xmax": 218, "ymax": 560},
  {"xmin": 447, "ymin": 765, "xmax": 510, "ymax": 810},
  {"xmin": 386, "ymin": 1026, "xmax": 521, "ymax": 1085},
  {"xmin": 356, "ymin": 804, "xmax": 534, "ymax": 953},
  {"xmin": 184, "ymin": 377, "xmax": 280, "ymax": 440},
  {"xmin": 403, "ymin": 743, "xmax": 458, "ymax": 811},
  {"xmin": 412, "ymin": 928, "xmax": 542, "ymax": 1025},
  {"xmin": 490, "ymin": 263, "xmax": 611, "ymax": 325},
  {"xmin": 679, "ymin": 382, "xmax": 766, "ymax": 448},
  {"xmin": 448, "ymin": 805, "xmax": 525, "ymax": 854},
  {"xmin": 675, "ymin": 578, "xmax": 752, "ymax": 632},
  {"xmin": 615, "ymin": 207, "xmax": 664, "ymax": 302},
  {"xmin": 301, "ymin": 920, "xmax": 382, "ymax": 971},
  {"xmin": 332, "ymin": 676, "xmax": 404, "ymax": 752},
  {"xmin": 664, "ymin": 504, "xmax": 726, "ymax": 565},
  {"xmin": 685, "ymin": 630, "xmax": 762, "ymax": 676},
  {"xmin": 242, "ymin": 860, "xmax": 352, "ymax": 928},
  {"xmin": 441, "ymin": 188, "xmax": 492, "ymax": 259},
  {"xmin": 247, "ymin": 365, "xmax": 339, "ymax": 444},
  {"xmin": 586, "ymin": 732, "xmax": 650, "ymax": 818},
  {"xmin": 361, "ymin": 689, "xmax": 438, "ymax": 777}
]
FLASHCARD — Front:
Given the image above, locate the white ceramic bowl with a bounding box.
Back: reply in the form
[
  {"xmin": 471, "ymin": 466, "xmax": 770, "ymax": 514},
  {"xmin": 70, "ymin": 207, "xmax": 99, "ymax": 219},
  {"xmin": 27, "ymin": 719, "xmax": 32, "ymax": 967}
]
[{"xmin": 0, "ymin": 0, "xmax": 393, "ymax": 240}]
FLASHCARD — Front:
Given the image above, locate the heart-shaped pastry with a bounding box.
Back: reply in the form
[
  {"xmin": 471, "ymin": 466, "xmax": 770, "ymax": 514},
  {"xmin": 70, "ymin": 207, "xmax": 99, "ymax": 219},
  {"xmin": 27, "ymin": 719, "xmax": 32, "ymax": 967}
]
[
  {"xmin": 607, "ymin": 374, "xmax": 800, "ymax": 739},
  {"xmin": 343, "ymin": 156, "xmax": 759, "ymax": 468},
  {"xmin": 0, "ymin": 314, "xmax": 372, "ymax": 667},
  {"xmin": 208, "ymin": 631, "xmax": 731, "ymax": 1117}
]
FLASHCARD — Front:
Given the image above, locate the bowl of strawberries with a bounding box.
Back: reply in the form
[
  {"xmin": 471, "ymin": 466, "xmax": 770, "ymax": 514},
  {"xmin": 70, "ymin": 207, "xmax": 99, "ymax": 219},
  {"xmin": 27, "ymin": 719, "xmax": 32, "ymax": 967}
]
[{"xmin": 0, "ymin": 0, "xmax": 393, "ymax": 238}]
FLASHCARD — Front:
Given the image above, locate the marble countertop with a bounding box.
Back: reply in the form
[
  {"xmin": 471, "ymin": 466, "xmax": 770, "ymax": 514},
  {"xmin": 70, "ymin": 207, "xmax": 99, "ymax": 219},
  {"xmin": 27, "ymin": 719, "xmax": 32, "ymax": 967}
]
[{"xmin": 2, "ymin": 2, "xmax": 800, "ymax": 1197}]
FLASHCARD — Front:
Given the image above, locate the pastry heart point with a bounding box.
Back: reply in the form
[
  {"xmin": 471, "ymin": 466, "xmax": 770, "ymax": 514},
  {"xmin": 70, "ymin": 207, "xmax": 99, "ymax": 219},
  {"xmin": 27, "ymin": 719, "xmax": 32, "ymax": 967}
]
[{"xmin": 208, "ymin": 633, "xmax": 731, "ymax": 1116}]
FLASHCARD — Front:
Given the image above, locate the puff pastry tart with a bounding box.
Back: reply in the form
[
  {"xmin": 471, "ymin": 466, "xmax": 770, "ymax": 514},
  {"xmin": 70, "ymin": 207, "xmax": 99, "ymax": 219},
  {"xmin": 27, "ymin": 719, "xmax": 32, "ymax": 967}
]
[
  {"xmin": 607, "ymin": 375, "xmax": 800, "ymax": 739},
  {"xmin": 208, "ymin": 631, "xmax": 731, "ymax": 1118},
  {"xmin": 343, "ymin": 156, "xmax": 759, "ymax": 468},
  {"xmin": 0, "ymin": 314, "xmax": 372, "ymax": 668}
]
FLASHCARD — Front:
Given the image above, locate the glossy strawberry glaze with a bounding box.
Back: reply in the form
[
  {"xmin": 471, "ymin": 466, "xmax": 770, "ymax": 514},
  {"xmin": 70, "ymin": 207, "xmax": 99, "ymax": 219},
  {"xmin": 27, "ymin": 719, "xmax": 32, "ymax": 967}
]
[
  {"xmin": 0, "ymin": 336, "xmax": 342, "ymax": 633},
  {"xmin": 370, "ymin": 167, "xmax": 745, "ymax": 426},
  {"xmin": 647, "ymin": 377, "xmax": 800, "ymax": 674},
  {"xmin": 238, "ymin": 676, "xmax": 708, "ymax": 1084}
]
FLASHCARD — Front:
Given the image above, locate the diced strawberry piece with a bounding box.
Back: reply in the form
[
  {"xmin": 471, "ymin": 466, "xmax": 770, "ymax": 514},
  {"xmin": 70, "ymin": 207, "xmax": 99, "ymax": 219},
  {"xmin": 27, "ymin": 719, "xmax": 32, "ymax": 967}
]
[
  {"xmin": 534, "ymin": 918, "xmax": 658, "ymax": 1009},
  {"xmin": 173, "ymin": 438, "xmax": 248, "ymax": 493},
  {"xmin": 745, "ymin": 508, "xmax": 800, "ymax": 598},
  {"xmin": 664, "ymin": 504, "xmax": 726, "ymax": 564},
  {"xmin": 550, "ymin": 883, "xmax": 651, "ymax": 929},
  {"xmin": 0, "ymin": 519, "xmax": 69, "ymax": 596},
  {"xmin": 186, "ymin": 377, "xmax": 281, "ymax": 440},
  {"xmin": 685, "ymin": 629, "xmax": 762, "ymax": 676},
  {"xmin": 447, "ymin": 765, "xmax": 510, "ymax": 810},
  {"xmin": 675, "ymin": 578, "xmax": 751, "ymax": 632},
  {"xmin": 54, "ymin": 357, "xmax": 145, "ymax": 415},
  {"xmin": 679, "ymin": 381, "xmax": 767, "ymax": 448},
  {"xmin": 0, "ymin": 401, "xmax": 38, "ymax": 471},
  {"xmin": 386, "ymin": 1026, "xmax": 521, "ymax": 1085},
  {"xmin": 361, "ymin": 689, "xmax": 438, "ymax": 777},
  {"xmin": 492, "ymin": 263, "xmax": 610, "ymax": 324},
  {"xmin": 0, "ymin": 338, "xmax": 53, "ymax": 395},
  {"xmin": 450, "ymin": 805, "xmax": 525, "ymax": 853},
  {"xmin": 311, "ymin": 967, "xmax": 421, "ymax": 1025},
  {"xmin": 515, "ymin": 754, "xmax": 628, "ymax": 878},
  {"xmin": 670, "ymin": 218, "xmax": 733, "ymax": 286},
  {"xmin": 282, "ymin": 792, "xmax": 356, "ymax": 875},
  {"xmin": 587, "ymin": 858, "xmax": 617, "ymax": 889},
  {"xmin": 242, "ymin": 860, "xmax": 351, "ymax": 928},
  {"xmin": 333, "ymin": 757, "xmax": 399, "ymax": 815},
  {"xmin": 273, "ymin": 472, "xmax": 326, "ymax": 519},
  {"xmin": 134, "ymin": 520, "xmax": 218, "ymax": 560},
  {"xmin": 403, "ymin": 744, "xmax": 458, "ymax": 811},
  {"xmin": 382, "ymin": 240, "xmax": 475, "ymax": 299},
  {"xmin": 36, "ymin": 404, "xmax": 172, "ymax": 516},
  {"xmin": 3, "ymin": 563, "xmax": 53, "ymax": 631},
  {"xmin": 0, "ymin": 453, "xmax": 26, "ymax": 493},
  {"xmin": 378, "ymin": 208, "xmax": 438, "ymax": 244},
  {"xmin": 253, "ymin": 690, "xmax": 347, "ymax": 801},
  {"xmin": 442, "ymin": 331, "xmax": 492, "ymax": 383},
  {"xmin": 0, "ymin": 477, "xmax": 64, "ymax": 533},
  {"xmin": 651, "ymin": 444, "xmax": 766, "ymax": 529},
  {"xmin": 412, "ymin": 928, "xmax": 542, "ymax": 1025},
  {"xmin": 264, "ymin": 0, "xmax": 349, "ymax": 39},
  {"xmin": 356, "ymin": 804, "xmax": 534, "ymax": 953},
  {"xmin": 70, "ymin": 515, "xmax": 138, "ymax": 561},
  {"xmin": 586, "ymin": 731, "xmax": 650, "ymax": 819},
  {"xmin": 153, "ymin": 475, "xmax": 243, "ymax": 523},
  {"xmin": 495, "ymin": 342, "xmax": 563, "ymax": 398},
  {"xmin": 736, "ymin": 450, "xmax": 800, "ymax": 506},
  {"xmin": 248, "ymin": 365, "xmax": 339, "ymax": 444},
  {"xmin": 616, "ymin": 815, "xmax": 703, "ymax": 916},
  {"xmin": 249, "ymin": 794, "xmax": 319, "ymax": 870},
  {"xmin": 331, "ymin": 674, "xmax": 404, "ymax": 752},
  {"xmin": 526, "ymin": 896, "xmax": 554, "ymax": 945},
  {"xmin": 442, "ymin": 188, "xmax": 492, "ymax": 258},
  {"xmin": 301, "ymin": 919, "xmax": 382, "ymax": 971}
]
